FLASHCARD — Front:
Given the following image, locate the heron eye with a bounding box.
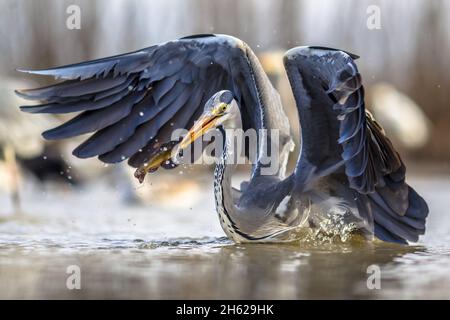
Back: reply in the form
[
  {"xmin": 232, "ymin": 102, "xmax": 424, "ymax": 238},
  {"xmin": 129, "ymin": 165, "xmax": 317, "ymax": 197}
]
[
  {"xmin": 212, "ymin": 103, "xmax": 229, "ymax": 116},
  {"xmin": 214, "ymin": 103, "xmax": 228, "ymax": 115}
]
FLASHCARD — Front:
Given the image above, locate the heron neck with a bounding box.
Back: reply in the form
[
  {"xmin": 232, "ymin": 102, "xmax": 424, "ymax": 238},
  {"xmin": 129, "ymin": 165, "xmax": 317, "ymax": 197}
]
[
  {"xmin": 213, "ymin": 122, "xmax": 244, "ymax": 239},
  {"xmin": 215, "ymin": 126, "xmax": 238, "ymax": 200}
]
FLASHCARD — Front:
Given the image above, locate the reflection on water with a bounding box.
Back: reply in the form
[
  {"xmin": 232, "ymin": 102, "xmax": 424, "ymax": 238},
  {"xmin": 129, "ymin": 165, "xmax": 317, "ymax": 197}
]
[{"xmin": 0, "ymin": 172, "xmax": 450, "ymax": 299}]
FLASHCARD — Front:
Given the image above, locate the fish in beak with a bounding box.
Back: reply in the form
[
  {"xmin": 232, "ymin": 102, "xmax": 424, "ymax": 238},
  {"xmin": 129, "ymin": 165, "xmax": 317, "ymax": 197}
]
[{"xmin": 134, "ymin": 112, "xmax": 219, "ymax": 183}]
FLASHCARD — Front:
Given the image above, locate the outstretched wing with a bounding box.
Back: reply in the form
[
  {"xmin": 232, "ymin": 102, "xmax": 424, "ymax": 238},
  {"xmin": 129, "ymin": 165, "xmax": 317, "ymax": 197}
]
[
  {"xmin": 16, "ymin": 34, "xmax": 282, "ymax": 171},
  {"xmin": 284, "ymin": 46, "xmax": 428, "ymax": 243}
]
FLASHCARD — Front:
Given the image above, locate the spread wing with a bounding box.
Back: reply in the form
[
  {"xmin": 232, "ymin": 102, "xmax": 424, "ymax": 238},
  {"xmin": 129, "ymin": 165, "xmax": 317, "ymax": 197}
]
[
  {"xmin": 284, "ymin": 46, "xmax": 401, "ymax": 193},
  {"xmin": 16, "ymin": 34, "xmax": 279, "ymax": 171},
  {"xmin": 284, "ymin": 46, "xmax": 428, "ymax": 243}
]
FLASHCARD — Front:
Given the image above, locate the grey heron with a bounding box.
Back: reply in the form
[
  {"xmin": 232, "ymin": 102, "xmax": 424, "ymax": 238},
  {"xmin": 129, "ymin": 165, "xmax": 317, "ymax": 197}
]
[{"xmin": 16, "ymin": 34, "xmax": 428, "ymax": 244}]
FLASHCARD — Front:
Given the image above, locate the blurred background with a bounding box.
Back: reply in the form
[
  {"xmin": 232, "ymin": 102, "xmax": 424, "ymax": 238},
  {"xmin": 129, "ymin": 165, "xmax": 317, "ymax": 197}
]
[{"xmin": 1, "ymin": 0, "xmax": 450, "ymax": 299}]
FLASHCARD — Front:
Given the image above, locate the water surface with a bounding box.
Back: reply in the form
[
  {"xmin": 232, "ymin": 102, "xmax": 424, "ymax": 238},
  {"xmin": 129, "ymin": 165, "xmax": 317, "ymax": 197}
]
[{"xmin": 0, "ymin": 172, "xmax": 449, "ymax": 299}]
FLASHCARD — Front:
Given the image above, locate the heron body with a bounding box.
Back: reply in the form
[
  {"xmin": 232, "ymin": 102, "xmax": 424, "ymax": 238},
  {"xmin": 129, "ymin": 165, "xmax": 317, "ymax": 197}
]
[
  {"xmin": 204, "ymin": 92, "xmax": 365, "ymax": 242},
  {"xmin": 16, "ymin": 34, "xmax": 429, "ymax": 244}
]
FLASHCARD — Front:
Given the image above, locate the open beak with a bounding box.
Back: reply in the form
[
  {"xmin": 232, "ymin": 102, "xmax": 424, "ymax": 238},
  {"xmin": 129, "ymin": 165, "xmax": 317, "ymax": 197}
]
[{"xmin": 178, "ymin": 113, "xmax": 219, "ymax": 150}]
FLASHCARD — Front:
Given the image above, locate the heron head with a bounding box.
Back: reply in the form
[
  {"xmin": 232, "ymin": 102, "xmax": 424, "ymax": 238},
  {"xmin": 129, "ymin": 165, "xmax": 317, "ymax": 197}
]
[{"xmin": 178, "ymin": 90, "xmax": 239, "ymax": 150}]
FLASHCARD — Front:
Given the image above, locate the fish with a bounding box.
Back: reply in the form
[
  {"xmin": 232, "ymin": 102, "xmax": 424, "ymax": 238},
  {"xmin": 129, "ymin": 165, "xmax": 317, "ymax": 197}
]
[{"xmin": 134, "ymin": 140, "xmax": 180, "ymax": 183}]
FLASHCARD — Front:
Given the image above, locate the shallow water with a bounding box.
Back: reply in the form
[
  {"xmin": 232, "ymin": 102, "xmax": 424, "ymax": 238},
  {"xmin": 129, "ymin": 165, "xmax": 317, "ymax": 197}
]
[{"xmin": 0, "ymin": 171, "xmax": 449, "ymax": 299}]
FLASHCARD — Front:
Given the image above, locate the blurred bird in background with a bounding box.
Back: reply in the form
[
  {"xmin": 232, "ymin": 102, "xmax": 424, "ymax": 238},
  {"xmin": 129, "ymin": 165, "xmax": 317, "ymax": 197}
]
[
  {"xmin": 368, "ymin": 83, "xmax": 431, "ymax": 152},
  {"xmin": 0, "ymin": 79, "xmax": 78, "ymax": 215}
]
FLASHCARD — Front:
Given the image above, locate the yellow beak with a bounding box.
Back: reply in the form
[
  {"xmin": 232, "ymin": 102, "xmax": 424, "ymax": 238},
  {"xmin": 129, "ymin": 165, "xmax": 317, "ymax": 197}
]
[
  {"xmin": 134, "ymin": 113, "xmax": 218, "ymax": 183},
  {"xmin": 178, "ymin": 113, "xmax": 219, "ymax": 150}
]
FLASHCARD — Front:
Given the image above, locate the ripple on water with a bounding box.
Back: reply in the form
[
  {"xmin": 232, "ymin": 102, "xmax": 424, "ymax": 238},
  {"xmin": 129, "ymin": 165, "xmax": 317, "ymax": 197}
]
[{"xmin": 137, "ymin": 237, "xmax": 231, "ymax": 250}]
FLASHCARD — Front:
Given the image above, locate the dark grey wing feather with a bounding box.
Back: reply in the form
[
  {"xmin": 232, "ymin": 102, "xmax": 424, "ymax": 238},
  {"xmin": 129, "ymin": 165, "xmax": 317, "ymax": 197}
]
[
  {"xmin": 98, "ymin": 84, "xmax": 194, "ymax": 163},
  {"xmin": 43, "ymin": 90, "xmax": 146, "ymax": 140},
  {"xmin": 284, "ymin": 47, "xmax": 403, "ymax": 192},
  {"xmin": 17, "ymin": 49, "xmax": 155, "ymax": 80},
  {"xmin": 284, "ymin": 47, "xmax": 428, "ymax": 243},
  {"xmin": 16, "ymin": 75, "xmax": 130, "ymax": 100},
  {"xmin": 17, "ymin": 35, "xmax": 267, "ymax": 168},
  {"xmin": 127, "ymin": 68, "xmax": 225, "ymax": 167}
]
